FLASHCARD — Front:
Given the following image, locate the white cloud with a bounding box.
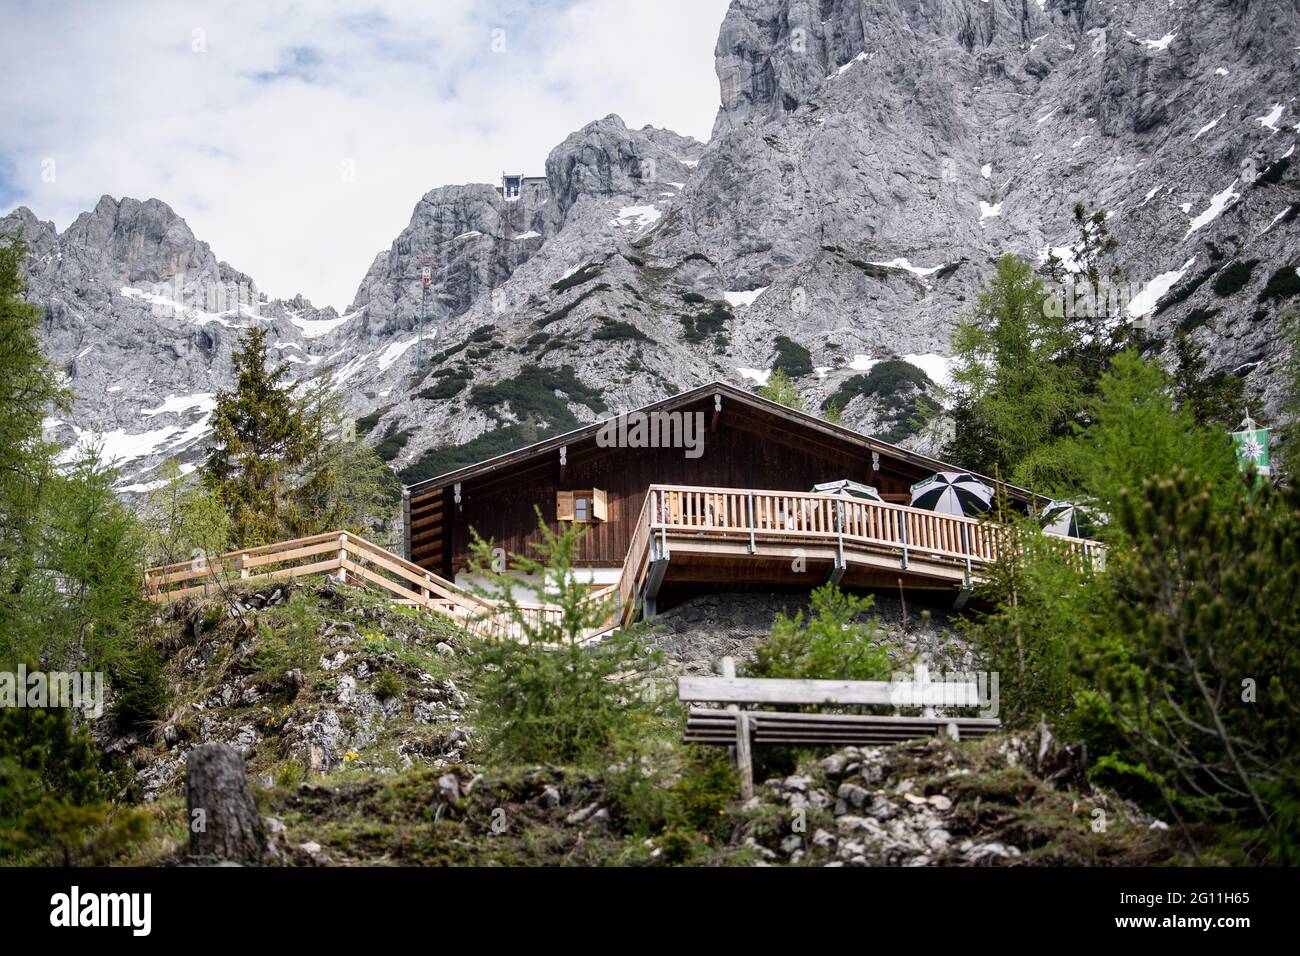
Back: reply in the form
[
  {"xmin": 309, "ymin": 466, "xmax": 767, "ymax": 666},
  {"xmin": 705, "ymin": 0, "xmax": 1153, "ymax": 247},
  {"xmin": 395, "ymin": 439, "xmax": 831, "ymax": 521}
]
[{"xmin": 0, "ymin": 0, "xmax": 730, "ymax": 309}]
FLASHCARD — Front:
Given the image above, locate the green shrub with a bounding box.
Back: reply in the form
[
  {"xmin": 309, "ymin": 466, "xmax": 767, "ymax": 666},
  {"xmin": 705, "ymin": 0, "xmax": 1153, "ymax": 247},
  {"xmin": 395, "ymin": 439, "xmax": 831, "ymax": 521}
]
[
  {"xmin": 593, "ymin": 317, "xmax": 649, "ymax": 342},
  {"xmin": 1212, "ymin": 259, "xmax": 1258, "ymax": 297},
  {"xmin": 848, "ymin": 259, "xmax": 896, "ymax": 280},
  {"xmin": 551, "ymin": 262, "xmax": 603, "ymax": 292},
  {"xmin": 398, "ymin": 422, "xmax": 563, "ymax": 483},
  {"xmin": 535, "ymin": 284, "xmax": 610, "ymax": 328},
  {"xmin": 417, "ymin": 369, "xmax": 471, "ymax": 401},
  {"xmin": 680, "ymin": 291, "xmax": 706, "ymax": 304},
  {"xmin": 745, "ymin": 584, "xmax": 894, "ymax": 683},
  {"xmin": 1258, "ymin": 266, "xmax": 1300, "ymax": 303},
  {"xmin": 372, "ymin": 670, "xmax": 404, "ymax": 700},
  {"xmin": 1177, "ymin": 307, "xmax": 1219, "ymax": 334},
  {"xmin": 355, "ymin": 405, "xmax": 393, "ymax": 437},
  {"xmin": 610, "ymin": 746, "xmax": 736, "ymax": 860},
  {"xmin": 1154, "ymin": 264, "xmax": 1217, "ymax": 314},
  {"xmin": 428, "ymin": 325, "xmax": 495, "ymax": 365},
  {"xmin": 823, "ymin": 360, "xmax": 930, "ymax": 410},
  {"xmin": 111, "ymin": 644, "xmax": 169, "ymax": 730},
  {"xmin": 1255, "ymin": 156, "xmax": 1290, "ymax": 187},
  {"xmin": 252, "ymin": 597, "xmax": 323, "ymax": 678},
  {"xmin": 0, "ymin": 705, "xmax": 147, "ymax": 864},
  {"xmin": 772, "ymin": 336, "xmax": 813, "ymax": 378},
  {"xmin": 755, "ymin": 369, "xmax": 803, "ymax": 410},
  {"xmin": 468, "ymin": 364, "xmax": 606, "ymax": 425},
  {"xmin": 374, "ymin": 427, "xmax": 412, "ymax": 462}
]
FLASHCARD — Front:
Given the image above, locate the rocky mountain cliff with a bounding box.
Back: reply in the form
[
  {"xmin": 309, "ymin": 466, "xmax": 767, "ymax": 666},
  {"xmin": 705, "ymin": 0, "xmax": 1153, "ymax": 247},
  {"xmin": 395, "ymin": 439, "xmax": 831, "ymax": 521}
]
[{"xmin": 5, "ymin": 0, "xmax": 1299, "ymax": 491}]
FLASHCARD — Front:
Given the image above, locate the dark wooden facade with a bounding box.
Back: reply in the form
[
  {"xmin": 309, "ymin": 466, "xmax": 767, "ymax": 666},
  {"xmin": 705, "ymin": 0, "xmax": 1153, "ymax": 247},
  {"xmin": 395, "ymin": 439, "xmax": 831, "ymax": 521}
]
[{"xmin": 405, "ymin": 382, "xmax": 1029, "ymax": 582}]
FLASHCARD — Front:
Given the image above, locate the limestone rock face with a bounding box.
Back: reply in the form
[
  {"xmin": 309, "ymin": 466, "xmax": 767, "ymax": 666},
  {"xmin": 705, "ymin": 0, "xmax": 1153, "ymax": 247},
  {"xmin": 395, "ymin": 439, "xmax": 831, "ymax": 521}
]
[{"xmin": 7, "ymin": 0, "xmax": 1300, "ymax": 489}]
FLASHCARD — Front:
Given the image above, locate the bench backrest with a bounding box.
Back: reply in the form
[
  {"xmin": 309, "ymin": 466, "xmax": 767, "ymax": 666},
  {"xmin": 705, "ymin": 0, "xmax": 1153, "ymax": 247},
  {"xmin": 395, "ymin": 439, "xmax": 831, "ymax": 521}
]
[{"xmin": 677, "ymin": 675, "xmax": 982, "ymax": 708}]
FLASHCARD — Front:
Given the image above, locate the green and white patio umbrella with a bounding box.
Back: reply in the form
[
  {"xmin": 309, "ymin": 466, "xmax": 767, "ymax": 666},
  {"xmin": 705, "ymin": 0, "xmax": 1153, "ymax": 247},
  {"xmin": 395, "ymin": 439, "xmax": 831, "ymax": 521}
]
[
  {"xmin": 1040, "ymin": 500, "xmax": 1100, "ymax": 538},
  {"xmin": 811, "ymin": 479, "xmax": 885, "ymax": 503},
  {"xmin": 909, "ymin": 472, "xmax": 993, "ymax": 517}
]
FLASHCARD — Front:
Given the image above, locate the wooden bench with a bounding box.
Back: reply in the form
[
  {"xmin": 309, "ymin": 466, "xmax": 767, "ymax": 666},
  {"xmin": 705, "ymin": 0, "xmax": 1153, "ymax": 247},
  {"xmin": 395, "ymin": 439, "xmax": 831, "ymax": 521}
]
[{"xmin": 678, "ymin": 658, "xmax": 1000, "ymax": 798}]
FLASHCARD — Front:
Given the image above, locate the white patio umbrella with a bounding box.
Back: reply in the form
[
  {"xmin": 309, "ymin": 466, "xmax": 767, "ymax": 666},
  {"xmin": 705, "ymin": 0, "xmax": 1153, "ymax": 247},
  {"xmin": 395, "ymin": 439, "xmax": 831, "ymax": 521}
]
[
  {"xmin": 909, "ymin": 472, "xmax": 993, "ymax": 517},
  {"xmin": 810, "ymin": 479, "xmax": 885, "ymax": 503}
]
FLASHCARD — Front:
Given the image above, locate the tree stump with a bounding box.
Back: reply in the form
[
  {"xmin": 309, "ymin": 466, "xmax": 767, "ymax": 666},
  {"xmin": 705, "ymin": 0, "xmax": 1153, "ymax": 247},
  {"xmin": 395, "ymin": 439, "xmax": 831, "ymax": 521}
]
[{"xmin": 186, "ymin": 743, "xmax": 265, "ymax": 864}]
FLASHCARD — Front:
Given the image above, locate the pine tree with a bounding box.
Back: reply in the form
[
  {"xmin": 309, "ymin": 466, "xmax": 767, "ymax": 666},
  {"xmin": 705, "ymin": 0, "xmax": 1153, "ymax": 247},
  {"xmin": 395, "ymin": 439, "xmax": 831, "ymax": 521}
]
[
  {"xmin": 1082, "ymin": 471, "xmax": 1300, "ymax": 860},
  {"xmin": 202, "ymin": 326, "xmax": 318, "ymax": 546},
  {"xmin": 1065, "ymin": 349, "xmax": 1237, "ymax": 518}
]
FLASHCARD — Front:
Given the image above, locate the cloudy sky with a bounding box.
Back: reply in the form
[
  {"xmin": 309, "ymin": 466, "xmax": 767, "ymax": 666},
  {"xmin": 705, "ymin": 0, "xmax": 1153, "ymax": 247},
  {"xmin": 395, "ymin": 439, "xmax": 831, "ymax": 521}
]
[{"xmin": 0, "ymin": 0, "xmax": 730, "ymax": 309}]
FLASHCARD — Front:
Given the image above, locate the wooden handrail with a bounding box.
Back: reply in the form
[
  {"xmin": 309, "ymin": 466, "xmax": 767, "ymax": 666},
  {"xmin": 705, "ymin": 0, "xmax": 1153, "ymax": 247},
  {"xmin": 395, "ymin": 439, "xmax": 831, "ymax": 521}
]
[{"xmin": 143, "ymin": 529, "xmax": 621, "ymax": 643}]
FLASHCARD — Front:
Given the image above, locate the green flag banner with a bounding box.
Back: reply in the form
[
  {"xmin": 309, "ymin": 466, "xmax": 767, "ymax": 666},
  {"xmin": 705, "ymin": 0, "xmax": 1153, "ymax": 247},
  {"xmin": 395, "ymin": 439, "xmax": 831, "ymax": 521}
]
[{"xmin": 1231, "ymin": 425, "xmax": 1270, "ymax": 477}]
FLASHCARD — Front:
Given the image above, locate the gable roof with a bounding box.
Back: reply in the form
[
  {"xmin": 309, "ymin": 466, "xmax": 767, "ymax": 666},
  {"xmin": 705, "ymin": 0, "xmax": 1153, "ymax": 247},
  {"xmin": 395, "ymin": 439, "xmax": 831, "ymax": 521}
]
[{"xmin": 404, "ymin": 380, "xmax": 1035, "ymax": 501}]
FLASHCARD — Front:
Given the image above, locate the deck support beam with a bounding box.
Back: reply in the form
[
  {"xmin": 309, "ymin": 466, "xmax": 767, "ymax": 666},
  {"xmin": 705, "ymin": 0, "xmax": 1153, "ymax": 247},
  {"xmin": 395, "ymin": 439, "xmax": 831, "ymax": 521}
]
[
  {"xmin": 952, "ymin": 585, "xmax": 973, "ymax": 610},
  {"xmin": 642, "ymin": 549, "xmax": 670, "ymax": 620}
]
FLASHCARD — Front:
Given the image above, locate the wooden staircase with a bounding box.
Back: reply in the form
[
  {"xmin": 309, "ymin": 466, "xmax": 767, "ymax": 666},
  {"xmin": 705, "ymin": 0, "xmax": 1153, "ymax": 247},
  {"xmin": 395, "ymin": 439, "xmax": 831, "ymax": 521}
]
[{"xmin": 143, "ymin": 531, "xmax": 622, "ymax": 643}]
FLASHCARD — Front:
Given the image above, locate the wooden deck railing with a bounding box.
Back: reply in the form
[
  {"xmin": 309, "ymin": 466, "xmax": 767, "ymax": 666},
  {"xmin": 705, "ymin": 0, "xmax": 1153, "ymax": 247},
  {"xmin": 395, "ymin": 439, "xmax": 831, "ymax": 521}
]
[
  {"xmin": 145, "ymin": 486, "xmax": 1104, "ymax": 640},
  {"xmin": 143, "ymin": 531, "xmax": 621, "ymax": 643},
  {"xmin": 609, "ymin": 484, "xmax": 1105, "ymax": 609}
]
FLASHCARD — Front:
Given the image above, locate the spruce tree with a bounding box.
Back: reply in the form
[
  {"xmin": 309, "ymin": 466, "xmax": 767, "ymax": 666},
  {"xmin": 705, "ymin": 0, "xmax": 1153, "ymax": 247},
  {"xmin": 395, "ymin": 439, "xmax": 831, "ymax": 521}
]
[{"xmin": 202, "ymin": 325, "xmax": 317, "ymax": 546}]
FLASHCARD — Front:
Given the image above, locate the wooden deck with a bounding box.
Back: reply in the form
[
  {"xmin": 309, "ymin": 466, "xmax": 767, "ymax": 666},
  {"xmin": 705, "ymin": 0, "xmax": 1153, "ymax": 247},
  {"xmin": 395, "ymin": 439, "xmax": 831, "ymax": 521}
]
[{"xmin": 615, "ymin": 485, "xmax": 1105, "ymax": 623}]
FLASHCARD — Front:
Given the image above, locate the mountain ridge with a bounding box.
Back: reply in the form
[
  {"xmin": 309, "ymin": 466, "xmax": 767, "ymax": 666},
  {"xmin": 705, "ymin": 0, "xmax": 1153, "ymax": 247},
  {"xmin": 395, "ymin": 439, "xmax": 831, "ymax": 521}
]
[{"xmin": 4, "ymin": 0, "xmax": 1298, "ymax": 489}]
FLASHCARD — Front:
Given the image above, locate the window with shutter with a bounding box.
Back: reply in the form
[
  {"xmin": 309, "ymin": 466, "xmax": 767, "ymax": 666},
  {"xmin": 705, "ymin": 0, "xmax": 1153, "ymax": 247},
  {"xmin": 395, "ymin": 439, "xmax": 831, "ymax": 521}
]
[{"xmin": 558, "ymin": 489, "xmax": 606, "ymax": 523}]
